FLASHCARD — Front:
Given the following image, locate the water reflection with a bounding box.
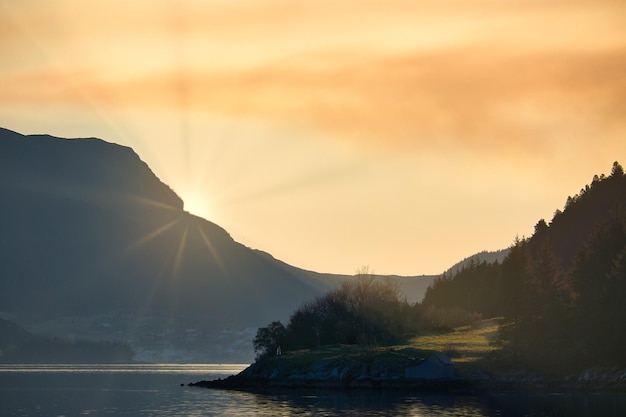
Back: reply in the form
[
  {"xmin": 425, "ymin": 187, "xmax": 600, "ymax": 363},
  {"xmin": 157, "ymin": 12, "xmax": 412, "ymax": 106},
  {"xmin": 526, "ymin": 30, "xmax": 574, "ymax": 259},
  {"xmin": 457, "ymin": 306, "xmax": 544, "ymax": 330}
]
[
  {"xmin": 1, "ymin": 365, "xmax": 626, "ymax": 416},
  {"xmin": 480, "ymin": 392, "xmax": 626, "ymax": 417},
  {"xmin": 0, "ymin": 363, "xmax": 248, "ymax": 374},
  {"xmin": 218, "ymin": 389, "xmax": 489, "ymax": 417},
  {"xmin": 207, "ymin": 388, "xmax": 626, "ymax": 417}
]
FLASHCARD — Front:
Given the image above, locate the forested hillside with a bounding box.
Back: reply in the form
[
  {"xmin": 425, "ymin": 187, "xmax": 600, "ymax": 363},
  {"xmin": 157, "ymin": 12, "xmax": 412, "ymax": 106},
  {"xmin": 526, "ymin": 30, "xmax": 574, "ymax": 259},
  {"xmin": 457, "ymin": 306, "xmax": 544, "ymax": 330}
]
[
  {"xmin": 443, "ymin": 249, "xmax": 509, "ymax": 276},
  {"xmin": 422, "ymin": 162, "xmax": 626, "ymax": 372}
]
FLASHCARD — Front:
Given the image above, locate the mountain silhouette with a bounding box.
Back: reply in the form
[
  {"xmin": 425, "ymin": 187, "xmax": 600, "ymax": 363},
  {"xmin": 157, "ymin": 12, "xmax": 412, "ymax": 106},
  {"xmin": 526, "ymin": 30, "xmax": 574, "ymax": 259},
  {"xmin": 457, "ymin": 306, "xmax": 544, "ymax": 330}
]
[
  {"xmin": 0, "ymin": 128, "xmax": 342, "ymax": 360},
  {"xmin": 0, "ymin": 127, "xmax": 433, "ymax": 361}
]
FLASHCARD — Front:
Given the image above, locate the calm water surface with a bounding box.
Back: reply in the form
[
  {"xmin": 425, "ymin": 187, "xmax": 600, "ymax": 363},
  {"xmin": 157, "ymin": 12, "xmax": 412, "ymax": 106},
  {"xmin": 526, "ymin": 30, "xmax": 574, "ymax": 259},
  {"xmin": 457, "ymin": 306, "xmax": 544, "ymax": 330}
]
[{"xmin": 1, "ymin": 364, "xmax": 625, "ymax": 416}]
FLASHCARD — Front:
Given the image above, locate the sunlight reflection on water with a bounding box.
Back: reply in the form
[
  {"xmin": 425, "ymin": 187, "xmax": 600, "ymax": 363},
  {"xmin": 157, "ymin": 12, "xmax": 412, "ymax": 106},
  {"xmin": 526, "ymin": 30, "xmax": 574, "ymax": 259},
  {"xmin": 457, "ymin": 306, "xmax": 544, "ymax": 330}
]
[
  {"xmin": 1, "ymin": 365, "xmax": 625, "ymax": 416},
  {"xmin": 170, "ymin": 386, "xmax": 489, "ymax": 417},
  {"xmin": 0, "ymin": 363, "xmax": 247, "ymax": 374}
]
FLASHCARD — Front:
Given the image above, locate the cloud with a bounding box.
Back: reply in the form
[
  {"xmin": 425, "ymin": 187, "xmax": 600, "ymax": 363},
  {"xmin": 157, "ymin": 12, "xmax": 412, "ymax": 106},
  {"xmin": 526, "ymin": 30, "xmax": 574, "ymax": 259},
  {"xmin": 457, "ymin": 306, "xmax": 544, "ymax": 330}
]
[
  {"xmin": 2, "ymin": 0, "xmax": 625, "ymax": 158},
  {"xmin": 3, "ymin": 46, "xmax": 626, "ymax": 162},
  {"xmin": 10, "ymin": 47, "xmax": 626, "ymax": 153},
  {"xmin": 231, "ymin": 48, "xmax": 626, "ymax": 156}
]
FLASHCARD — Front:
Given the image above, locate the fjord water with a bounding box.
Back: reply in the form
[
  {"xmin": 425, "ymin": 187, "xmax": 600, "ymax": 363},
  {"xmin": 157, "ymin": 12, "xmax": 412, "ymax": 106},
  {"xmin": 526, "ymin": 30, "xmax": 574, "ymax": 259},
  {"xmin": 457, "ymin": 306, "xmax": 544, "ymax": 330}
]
[{"xmin": 1, "ymin": 365, "xmax": 626, "ymax": 416}]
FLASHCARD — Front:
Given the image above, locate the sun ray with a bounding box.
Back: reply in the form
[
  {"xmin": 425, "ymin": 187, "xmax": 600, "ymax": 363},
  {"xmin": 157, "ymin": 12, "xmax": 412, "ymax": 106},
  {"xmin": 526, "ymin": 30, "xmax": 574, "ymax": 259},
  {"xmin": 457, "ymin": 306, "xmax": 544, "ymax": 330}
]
[
  {"xmin": 123, "ymin": 217, "xmax": 182, "ymax": 255},
  {"xmin": 119, "ymin": 215, "xmax": 192, "ymax": 318},
  {"xmin": 194, "ymin": 220, "xmax": 227, "ymax": 275},
  {"xmin": 171, "ymin": 223, "xmax": 189, "ymax": 280},
  {"xmin": 125, "ymin": 194, "xmax": 182, "ymax": 212},
  {"xmin": 135, "ymin": 246, "xmax": 175, "ymax": 316}
]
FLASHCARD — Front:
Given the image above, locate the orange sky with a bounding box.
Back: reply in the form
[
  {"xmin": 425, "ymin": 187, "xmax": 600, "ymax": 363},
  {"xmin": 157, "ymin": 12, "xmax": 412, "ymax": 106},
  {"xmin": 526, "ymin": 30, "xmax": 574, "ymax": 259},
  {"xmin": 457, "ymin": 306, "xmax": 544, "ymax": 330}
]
[{"xmin": 1, "ymin": 0, "xmax": 625, "ymax": 275}]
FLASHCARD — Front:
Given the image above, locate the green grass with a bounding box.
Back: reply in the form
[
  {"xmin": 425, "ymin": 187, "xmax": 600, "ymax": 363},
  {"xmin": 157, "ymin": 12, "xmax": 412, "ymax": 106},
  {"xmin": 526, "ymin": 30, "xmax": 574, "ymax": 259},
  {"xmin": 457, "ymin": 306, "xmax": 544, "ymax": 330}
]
[
  {"xmin": 267, "ymin": 344, "xmax": 412, "ymax": 369},
  {"xmin": 262, "ymin": 318, "xmax": 503, "ymax": 374},
  {"xmin": 272, "ymin": 345, "xmax": 364, "ymax": 368},
  {"xmin": 405, "ymin": 318, "xmax": 502, "ymax": 370}
]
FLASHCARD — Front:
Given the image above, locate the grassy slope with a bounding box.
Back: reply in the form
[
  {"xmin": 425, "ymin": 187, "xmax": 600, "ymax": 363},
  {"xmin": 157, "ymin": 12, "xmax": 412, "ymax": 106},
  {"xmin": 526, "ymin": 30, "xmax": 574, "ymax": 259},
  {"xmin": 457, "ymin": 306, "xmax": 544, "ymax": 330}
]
[
  {"xmin": 264, "ymin": 344, "xmax": 418, "ymax": 371},
  {"xmin": 404, "ymin": 318, "xmax": 501, "ymax": 373},
  {"xmin": 258, "ymin": 318, "xmax": 502, "ymax": 376}
]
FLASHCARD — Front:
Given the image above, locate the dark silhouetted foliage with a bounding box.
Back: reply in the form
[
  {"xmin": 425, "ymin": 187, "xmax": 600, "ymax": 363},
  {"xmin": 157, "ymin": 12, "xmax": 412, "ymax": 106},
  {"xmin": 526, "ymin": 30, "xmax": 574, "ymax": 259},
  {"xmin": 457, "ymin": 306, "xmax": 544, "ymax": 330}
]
[
  {"xmin": 253, "ymin": 321, "xmax": 286, "ymax": 359},
  {"xmin": 256, "ymin": 269, "xmax": 427, "ymax": 353},
  {"xmin": 423, "ymin": 259, "xmax": 502, "ymax": 321},
  {"xmin": 422, "ymin": 162, "xmax": 626, "ymax": 373}
]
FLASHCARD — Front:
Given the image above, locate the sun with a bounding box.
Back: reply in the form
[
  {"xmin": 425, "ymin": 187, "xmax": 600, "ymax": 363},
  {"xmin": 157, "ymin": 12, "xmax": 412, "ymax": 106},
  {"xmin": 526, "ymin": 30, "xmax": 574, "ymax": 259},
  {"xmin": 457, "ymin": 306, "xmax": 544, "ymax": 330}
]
[{"xmin": 181, "ymin": 191, "xmax": 213, "ymax": 220}]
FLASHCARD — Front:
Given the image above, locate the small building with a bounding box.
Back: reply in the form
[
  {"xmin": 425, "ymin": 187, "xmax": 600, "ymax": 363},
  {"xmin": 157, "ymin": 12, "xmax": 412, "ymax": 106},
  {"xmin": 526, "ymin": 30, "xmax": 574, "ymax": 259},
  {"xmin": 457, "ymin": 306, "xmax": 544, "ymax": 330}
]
[{"xmin": 404, "ymin": 352, "xmax": 454, "ymax": 379}]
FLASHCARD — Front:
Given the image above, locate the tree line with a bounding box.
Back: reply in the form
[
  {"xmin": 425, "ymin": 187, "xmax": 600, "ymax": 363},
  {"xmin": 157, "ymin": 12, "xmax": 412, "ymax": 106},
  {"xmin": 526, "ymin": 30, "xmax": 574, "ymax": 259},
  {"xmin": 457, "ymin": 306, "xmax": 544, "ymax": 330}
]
[
  {"xmin": 422, "ymin": 161, "xmax": 626, "ymax": 372},
  {"xmin": 254, "ymin": 162, "xmax": 626, "ymax": 373},
  {"xmin": 254, "ymin": 269, "xmax": 420, "ymax": 358},
  {"xmin": 253, "ymin": 266, "xmax": 480, "ymax": 358}
]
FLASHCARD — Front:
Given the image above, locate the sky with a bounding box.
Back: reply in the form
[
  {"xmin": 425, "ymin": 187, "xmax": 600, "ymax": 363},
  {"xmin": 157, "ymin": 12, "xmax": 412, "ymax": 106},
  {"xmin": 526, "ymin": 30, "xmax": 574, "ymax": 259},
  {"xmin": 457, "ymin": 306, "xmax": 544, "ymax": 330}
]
[{"xmin": 1, "ymin": 0, "xmax": 625, "ymax": 276}]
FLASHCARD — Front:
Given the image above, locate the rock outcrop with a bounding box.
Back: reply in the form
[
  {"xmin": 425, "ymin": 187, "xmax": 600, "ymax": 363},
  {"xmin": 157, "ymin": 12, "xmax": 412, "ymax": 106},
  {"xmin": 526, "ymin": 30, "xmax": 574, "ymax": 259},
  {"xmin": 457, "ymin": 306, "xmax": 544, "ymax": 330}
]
[{"xmin": 191, "ymin": 348, "xmax": 468, "ymax": 390}]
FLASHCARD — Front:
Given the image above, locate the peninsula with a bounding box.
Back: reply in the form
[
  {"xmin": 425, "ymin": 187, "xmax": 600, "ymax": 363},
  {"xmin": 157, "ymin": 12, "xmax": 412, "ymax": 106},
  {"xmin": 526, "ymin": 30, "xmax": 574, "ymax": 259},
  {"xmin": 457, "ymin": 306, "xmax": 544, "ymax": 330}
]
[{"xmin": 191, "ymin": 346, "xmax": 467, "ymax": 390}]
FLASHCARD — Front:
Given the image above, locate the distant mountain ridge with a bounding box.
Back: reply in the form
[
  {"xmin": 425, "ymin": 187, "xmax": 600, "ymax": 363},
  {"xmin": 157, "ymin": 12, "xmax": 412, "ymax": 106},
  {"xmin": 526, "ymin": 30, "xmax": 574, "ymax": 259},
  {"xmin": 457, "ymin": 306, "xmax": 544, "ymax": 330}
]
[
  {"xmin": 1, "ymin": 128, "xmax": 184, "ymax": 210},
  {"xmin": 0, "ymin": 127, "xmax": 333, "ymax": 360},
  {"xmin": 0, "ymin": 318, "xmax": 133, "ymax": 363},
  {"xmin": 443, "ymin": 249, "xmax": 510, "ymax": 276},
  {"xmin": 0, "ymin": 127, "xmax": 435, "ymax": 362}
]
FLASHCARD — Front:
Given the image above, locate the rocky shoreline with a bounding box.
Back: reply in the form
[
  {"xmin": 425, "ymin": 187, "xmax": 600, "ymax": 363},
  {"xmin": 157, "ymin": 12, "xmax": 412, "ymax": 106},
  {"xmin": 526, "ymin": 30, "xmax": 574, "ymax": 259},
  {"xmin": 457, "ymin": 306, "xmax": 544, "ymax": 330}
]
[
  {"xmin": 189, "ymin": 350, "xmax": 626, "ymax": 393},
  {"xmin": 190, "ymin": 349, "xmax": 470, "ymax": 391},
  {"xmin": 190, "ymin": 376, "xmax": 468, "ymax": 391}
]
